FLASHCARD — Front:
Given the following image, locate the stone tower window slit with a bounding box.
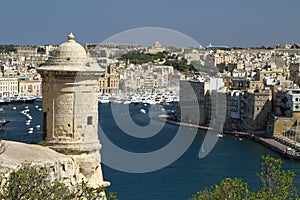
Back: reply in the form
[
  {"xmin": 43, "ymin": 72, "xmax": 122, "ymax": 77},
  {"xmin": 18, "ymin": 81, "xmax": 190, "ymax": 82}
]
[{"xmin": 87, "ymin": 116, "xmax": 93, "ymax": 125}]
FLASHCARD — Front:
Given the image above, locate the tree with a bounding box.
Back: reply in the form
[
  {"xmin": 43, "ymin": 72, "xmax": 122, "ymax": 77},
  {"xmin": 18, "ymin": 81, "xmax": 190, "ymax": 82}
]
[
  {"xmin": 192, "ymin": 178, "xmax": 252, "ymax": 200},
  {"xmin": 256, "ymin": 155, "xmax": 298, "ymax": 200},
  {"xmin": 191, "ymin": 155, "xmax": 298, "ymax": 200},
  {"xmin": 0, "ymin": 163, "xmax": 117, "ymax": 200}
]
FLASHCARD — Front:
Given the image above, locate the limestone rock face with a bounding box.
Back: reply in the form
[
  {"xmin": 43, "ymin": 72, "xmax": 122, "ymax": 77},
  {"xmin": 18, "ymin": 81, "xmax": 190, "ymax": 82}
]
[
  {"xmin": 0, "ymin": 141, "xmax": 81, "ymax": 186},
  {"xmin": 0, "ymin": 141, "xmax": 110, "ymax": 188}
]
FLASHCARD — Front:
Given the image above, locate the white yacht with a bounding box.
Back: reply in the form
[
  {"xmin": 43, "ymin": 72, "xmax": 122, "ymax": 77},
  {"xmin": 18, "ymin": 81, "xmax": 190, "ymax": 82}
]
[{"xmin": 98, "ymin": 95, "xmax": 110, "ymax": 103}]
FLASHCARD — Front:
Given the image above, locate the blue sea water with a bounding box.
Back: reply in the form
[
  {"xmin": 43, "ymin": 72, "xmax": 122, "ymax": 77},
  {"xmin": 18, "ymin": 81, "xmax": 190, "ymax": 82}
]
[
  {"xmin": 1, "ymin": 102, "xmax": 300, "ymax": 200},
  {"xmin": 0, "ymin": 102, "xmax": 43, "ymax": 143},
  {"xmin": 98, "ymin": 103, "xmax": 300, "ymax": 200}
]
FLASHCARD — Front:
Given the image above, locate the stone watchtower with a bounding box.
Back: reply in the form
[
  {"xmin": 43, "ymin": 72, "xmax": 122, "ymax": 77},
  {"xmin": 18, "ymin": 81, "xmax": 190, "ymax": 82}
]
[{"xmin": 37, "ymin": 33, "xmax": 109, "ymax": 187}]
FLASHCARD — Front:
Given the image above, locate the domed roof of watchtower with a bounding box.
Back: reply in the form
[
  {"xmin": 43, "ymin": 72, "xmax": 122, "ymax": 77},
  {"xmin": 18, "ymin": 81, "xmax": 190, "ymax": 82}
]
[
  {"xmin": 54, "ymin": 33, "xmax": 87, "ymax": 61},
  {"xmin": 38, "ymin": 33, "xmax": 100, "ymax": 72},
  {"xmin": 46, "ymin": 33, "xmax": 86, "ymax": 66}
]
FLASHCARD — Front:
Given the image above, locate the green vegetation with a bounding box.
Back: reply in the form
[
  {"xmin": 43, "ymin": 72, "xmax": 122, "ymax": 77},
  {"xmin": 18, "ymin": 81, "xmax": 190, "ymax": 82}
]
[
  {"xmin": 164, "ymin": 59, "xmax": 195, "ymax": 72},
  {"xmin": 119, "ymin": 51, "xmax": 165, "ymax": 64},
  {"xmin": 0, "ymin": 163, "xmax": 117, "ymax": 200},
  {"xmin": 0, "ymin": 44, "xmax": 16, "ymax": 53},
  {"xmin": 119, "ymin": 51, "xmax": 197, "ymax": 72},
  {"xmin": 191, "ymin": 155, "xmax": 298, "ymax": 200}
]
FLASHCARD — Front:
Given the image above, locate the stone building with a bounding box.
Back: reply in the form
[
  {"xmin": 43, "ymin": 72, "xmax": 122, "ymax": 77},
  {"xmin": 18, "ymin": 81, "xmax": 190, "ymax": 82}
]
[
  {"xmin": 177, "ymin": 80, "xmax": 200, "ymax": 125},
  {"xmin": 98, "ymin": 64, "xmax": 119, "ymax": 94},
  {"xmin": 241, "ymin": 89, "xmax": 272, "ymax": 131},
  {"xmin": 272, "ymin": 88, "xmax": 300, "ymax": 136},
  {"xmin": 289, "ymin": 63, "xmax": 300, "ymax": 85},
  {"xmin": 15, "ymin": 46, "xmax": 38, "ymax": 57},
  {"xmin": 18, "ymin": 78, "xmax": 41, "ymax": 96},
  {"xmin": 0, "ymin": 77, "xmax": 18, "ymax": 98},
  {"xmin": 37, "ymin": 33, "xmax": 109, "ymax": 188}
]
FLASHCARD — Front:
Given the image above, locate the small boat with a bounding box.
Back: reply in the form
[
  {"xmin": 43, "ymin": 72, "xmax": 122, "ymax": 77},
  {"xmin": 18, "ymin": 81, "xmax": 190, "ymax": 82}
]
[
  {"xmin": 140, "ymin": 109, "xmax": 147, "ymax": 114},
  {"xmin": 1, "ymin": 95, "xmax": 37, "ymax": 104},
  {"xmin": 200, "ymin": 144, "xmax": 205, "ymax": 153},
  {"xmin": 0, "ymin": 119, "xmax": 10, "ymax": 129},
  {"xmin": 12, "ymin": 107, "xmax": 16, "ymax": 110},
  {"xmin": 0, "ymin": 107, "xmax": 3, "ymax": 112},
  {"xmin": 123, "ymin": 100, "xmax": 131, "ymax": 104},
  {"xmin": 28, "ymin": 130, "xmax": 33, "ymax": 134},
  {"xmin": 36, "ymin": 125, "xmax": 41, "ymax": 130},
  {"xmin": 35, "ymin": 96, "xmax": 42, "ymax": 102},
  {"xmin": 98, "ymin": 95, "xmax": 110, "ymax": 103},
  {"xmin": 217, "ymin": 132, "xmax": 224, "ymax": 138}
]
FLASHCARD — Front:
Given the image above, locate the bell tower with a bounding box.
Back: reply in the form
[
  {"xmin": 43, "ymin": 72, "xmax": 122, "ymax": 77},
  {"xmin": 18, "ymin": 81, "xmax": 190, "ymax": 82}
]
[{"xmin": 37, "ymin": 33, "xmax": 109, "ymax": 187}]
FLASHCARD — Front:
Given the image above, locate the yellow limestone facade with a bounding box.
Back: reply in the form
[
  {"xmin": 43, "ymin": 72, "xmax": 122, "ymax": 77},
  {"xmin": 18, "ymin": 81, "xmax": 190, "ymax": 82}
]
[{"xmin": 37, "ymin": 33, "xmax": 109, "ymax": 188}]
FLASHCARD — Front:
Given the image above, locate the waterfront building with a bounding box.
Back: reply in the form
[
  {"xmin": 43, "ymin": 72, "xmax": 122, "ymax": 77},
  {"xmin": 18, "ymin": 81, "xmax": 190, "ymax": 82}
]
[
  {"xmin": 242, "ymin": 89, "xmax": 272, "ymax": 131},
  {"xmin": 0, "ymin": 77, "xmax": 18, "ymax": 98},
  {"xmin": 178, "ymin": 80, "xmax": 201, "ymax": 125},
  {"xmin": 37, "ymin": 33, "xmax": 108, "ymax": 188},
  {"xmin": 178, "ymin": 77, "xmax": 225, "ymax": 126},
  {"xmin": 98, "ymin": 64, "xmax": 120, "ymax": 94},
  {"xmin": 272, "ymin": 88, "xmax": 300, "ymax": 136},
  {"xmin": 18, "ymin": 78, "xmax": 41, "ymax": 96},
  {"xmin": 222, "ymin": 90, "xmax": 242, "ymax": 129},
  {"xmin": 229, "ymin": 91, "xmax": 241, "ymax": 119}
]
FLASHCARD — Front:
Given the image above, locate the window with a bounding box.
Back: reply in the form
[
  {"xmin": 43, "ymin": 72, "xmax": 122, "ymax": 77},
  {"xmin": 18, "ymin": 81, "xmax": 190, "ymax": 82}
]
[{"xmin": 87, "ymin": 116, "xmax": 93, "ymax": 125}]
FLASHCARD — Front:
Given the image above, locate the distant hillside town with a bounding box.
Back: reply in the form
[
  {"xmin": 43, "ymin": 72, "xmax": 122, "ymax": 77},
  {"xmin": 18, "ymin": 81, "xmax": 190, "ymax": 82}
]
[{"xmin": 1, "ymin": 41, "xmax": 300, "ymax": 140}]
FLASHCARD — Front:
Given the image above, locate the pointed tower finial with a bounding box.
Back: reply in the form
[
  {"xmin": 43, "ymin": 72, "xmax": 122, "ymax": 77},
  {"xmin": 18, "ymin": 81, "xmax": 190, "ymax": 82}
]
[{"xmin": 68, "ymin": 32, "xmax": 75, "ymax": 41}]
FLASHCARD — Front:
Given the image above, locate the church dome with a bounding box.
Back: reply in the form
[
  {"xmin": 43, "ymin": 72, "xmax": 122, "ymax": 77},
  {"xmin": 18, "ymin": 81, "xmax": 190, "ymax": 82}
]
[{"xmin": 47, "ymin": 33, "xmax": 87, "ymax": 66}]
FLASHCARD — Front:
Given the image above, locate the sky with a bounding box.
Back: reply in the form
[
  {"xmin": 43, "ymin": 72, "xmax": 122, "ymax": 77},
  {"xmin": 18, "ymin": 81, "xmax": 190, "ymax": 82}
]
[{"xmin": 0, "ymin": 0, "xmax": 299, "ymax": 47}]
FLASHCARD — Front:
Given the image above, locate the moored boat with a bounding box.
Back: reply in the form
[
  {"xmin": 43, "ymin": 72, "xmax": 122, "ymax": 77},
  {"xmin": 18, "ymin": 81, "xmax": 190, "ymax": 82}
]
[
  {"xmin": 0, "ymin": 95, "xmax": 37, "ymax": 104},
  {"xmin": 0, "ymin": 119, "xmax": 10, "ymax": 129}
]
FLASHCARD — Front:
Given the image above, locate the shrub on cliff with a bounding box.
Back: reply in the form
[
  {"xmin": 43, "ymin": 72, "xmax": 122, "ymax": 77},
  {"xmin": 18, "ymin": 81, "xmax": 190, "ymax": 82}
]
[
  {"xmin": 191, "ymin": 155, "xmax": 298, "ymax": 200},
  {"xmin": 0, "ymin": 163, "xmax": 117, "ymax": 200}
]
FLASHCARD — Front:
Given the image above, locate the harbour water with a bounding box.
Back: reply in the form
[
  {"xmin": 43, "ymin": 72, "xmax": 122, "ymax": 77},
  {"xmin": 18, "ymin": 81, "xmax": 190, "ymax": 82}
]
[
  {"xmin": 0, "ymin": 102, "xmax": 43, "ymax": 143},
  {"xmin": 1, "ymin": 102, "xmax": 300, "ymax": 200},
  {"xmin": 98, "ymin": 103, "xmax": 300, "ymax": 200}
]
